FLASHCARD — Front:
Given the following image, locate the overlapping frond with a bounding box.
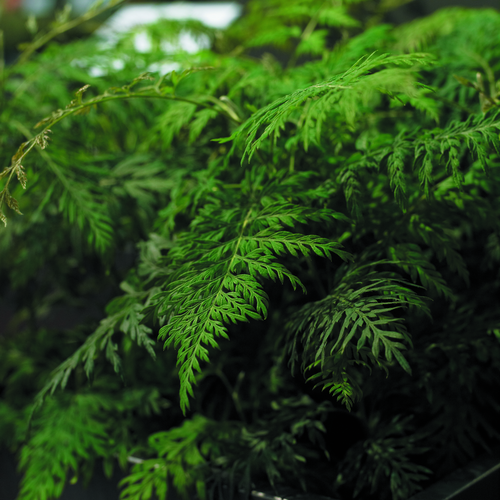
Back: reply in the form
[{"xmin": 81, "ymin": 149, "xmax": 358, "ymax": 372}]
[
  {"xmin": 336, "ymin": 415, "xmax": 432, "ymax": 500},
  {"xmin": 154, "ymin": 195, "xmax": 352, "ymax": 412},
  {"xmin": 286, "ymin": 263, "xmax": 430, "ymax": 409},
  {"xmin": 30, "ymin": 283, "xmax": 159, "ymax": 419},
  {"xmin": 19, "ymin": 394, "xmax": 112, "ymax": 500},
  {"xmin": 388, "ymin": 243, "xmax": 455, "ymax": 300},
  {"xmin": 120, "ymin": 415, "xmax": 212, "ymax": 500},
  {"xmin": 218, "ymin": 52, "xmax": 435, "ymax": 160},
  {"xmin": 3, "ymin": 3, "xmax": 500, "ymax": 500},
  {"xmin": 414, "ymin": 111, "xmax": 500, "ymax": 197}
]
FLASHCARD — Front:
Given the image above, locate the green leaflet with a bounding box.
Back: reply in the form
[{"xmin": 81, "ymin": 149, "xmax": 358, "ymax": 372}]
[
  {"xmin": 18, "ymin": 394, "xmax": 112, "ymax": 500},
  {"xmin": 286, "ymin": 262, "xmax": 431, "ymax": 409},
  {"xmin": 29, "ymin": 281, "xmax": 159, "ymax": 422},
  {"xmin": 336, "ymin": 415, "xmax": 432, "ymax": 500},
  {"xmin": 216, "ymin": 51, "xmax": 436, "ymax": 160},
  {"xmin": 155, "ymin": 189, "xmax": 352, "ymax": 412},
  {"xmin": 388, "ymin": 243, "xmax": 456, "ymax": 300},
  {"xmin": 2, "ymin": 3, "xmax": 500, "ymax": 500},
  {"xmin": 120, "ymin": 415, "xmax": 212, "ymax": 500}
]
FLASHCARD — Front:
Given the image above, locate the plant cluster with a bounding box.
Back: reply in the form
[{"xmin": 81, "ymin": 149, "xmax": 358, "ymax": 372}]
[{"xmin": 1, "ymin": 1, "xmax": 500, "ymax": 500}]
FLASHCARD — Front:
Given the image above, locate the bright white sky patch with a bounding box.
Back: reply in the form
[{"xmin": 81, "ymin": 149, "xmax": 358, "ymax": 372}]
[
  {"xmin": 96, "ymin": 3, "xmax": 243, "ymax": 39},
  {"xmin": 81, "ymin": 3, "xmax": 242, "ymax": 77}
]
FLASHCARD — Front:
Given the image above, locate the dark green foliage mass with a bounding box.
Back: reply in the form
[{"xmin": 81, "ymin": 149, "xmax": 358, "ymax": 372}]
[{"xmin": 1, "ymin": 1, "xmax": 500, "ymax": 500}]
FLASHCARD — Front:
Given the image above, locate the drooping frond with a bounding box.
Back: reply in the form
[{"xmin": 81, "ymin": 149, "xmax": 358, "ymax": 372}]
[
  {"xmin": 408, "ymin": 214, "xmax": 470, "ymax": 286},
  {"xmin": 0, "ymin": 70, "xmax": 238, "ymax": 232},
  {"xmin": 218, "ymin": 52, "xmax": 435, "ymax": 161},
  {"xmin": 120, "ymin": 415, "xmax": 212, "ymax": 500},
  {"xmin": 19, "ymin": 394, "xmax": 112, "ymax": 500},
  {"xmin": 336, "ymin": 415, "xmax": 432, "ymax": 500},
  {"xmin": 392, "ymin": 7, "xmax": 471, "ymax": 53},
  {"xmin": 30, "ymin": 282, "xmax": 159, "ymax": 420},
  {"xmin": 414, "ymin": 111, "xmax": 500, "ymax": 197},
  {"xmin": 286, "ymin": 262, "xmax": 430, "ymax": 409},
  {"xmin": 150, "ymin": 169, "xmax": 352, "ymax": 412},
  {"xmin": 388, "ymin": 243, "xmax": 455, "ymax": 300}
]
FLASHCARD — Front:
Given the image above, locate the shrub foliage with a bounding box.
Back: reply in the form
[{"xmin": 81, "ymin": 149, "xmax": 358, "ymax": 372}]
[{"xmin": 1, "ymin": 1, "xmax": 500, "ymax": 500}]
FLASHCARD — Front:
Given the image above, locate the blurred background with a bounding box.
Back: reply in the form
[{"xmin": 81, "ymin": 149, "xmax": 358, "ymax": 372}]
[{"xmin": 1, "ymin": 0, "xmax": 500, "ymax": 65}]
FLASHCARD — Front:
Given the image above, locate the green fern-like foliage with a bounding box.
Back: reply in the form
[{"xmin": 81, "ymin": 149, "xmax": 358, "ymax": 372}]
[
  {"xmin": 286, "ymin": 262, "xmax": 431, "ymax": 410},
  {"xmin": 1, "ymin": 2, "xmax": 500, "ymax": 500},
  {"xmin": 149, "ymin": 167, "xmax": 351, "ymax": 412},
  {"xmin": 335, "ymin": 415, "xmax": 432, "ymax": 500}
]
